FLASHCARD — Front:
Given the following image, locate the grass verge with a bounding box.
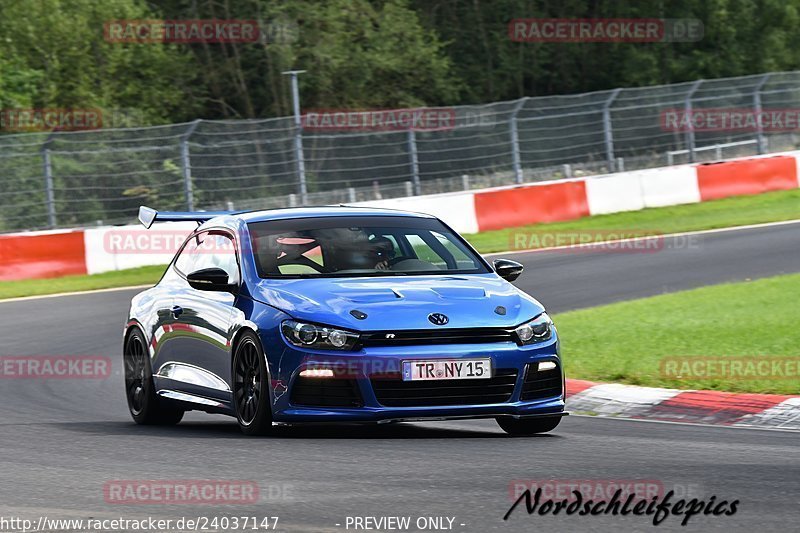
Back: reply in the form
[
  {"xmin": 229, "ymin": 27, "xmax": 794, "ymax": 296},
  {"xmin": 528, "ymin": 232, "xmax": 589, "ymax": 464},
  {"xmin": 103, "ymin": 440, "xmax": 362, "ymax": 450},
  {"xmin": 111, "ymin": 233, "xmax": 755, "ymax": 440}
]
[
  {"xmin": 553, "ymin": 273, "xmax": 800, "ymax": 395},
  {"xmin": 0, "ymin": 265, "xmax": 166, "ymax": 300},
  {"xmin": 1, "ymin": 188, "xmax": 799, "ymax": 300}
]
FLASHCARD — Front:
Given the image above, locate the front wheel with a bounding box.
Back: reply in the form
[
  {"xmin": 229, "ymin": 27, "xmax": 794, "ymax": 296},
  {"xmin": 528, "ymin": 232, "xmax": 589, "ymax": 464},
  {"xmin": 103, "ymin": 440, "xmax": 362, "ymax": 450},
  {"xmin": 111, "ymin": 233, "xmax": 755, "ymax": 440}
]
[
  {"xmin": 124, "ymin": 328, "xmax": 184, "ymax": 425},
  {"xmin": 496, "ymin": 416, "xmax": 561, "ymax": 436},
  {"xmin": 232, "ymin": 332, "xmax": 274, "ymax": 436}
]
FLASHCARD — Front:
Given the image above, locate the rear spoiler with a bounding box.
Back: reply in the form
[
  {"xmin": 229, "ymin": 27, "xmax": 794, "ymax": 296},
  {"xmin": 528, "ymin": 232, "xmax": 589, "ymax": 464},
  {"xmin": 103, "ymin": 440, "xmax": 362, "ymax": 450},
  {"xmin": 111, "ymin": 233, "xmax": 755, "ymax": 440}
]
[{"xmin": 138, "ymin": 205, "xmax": 235, "ymax": 229}]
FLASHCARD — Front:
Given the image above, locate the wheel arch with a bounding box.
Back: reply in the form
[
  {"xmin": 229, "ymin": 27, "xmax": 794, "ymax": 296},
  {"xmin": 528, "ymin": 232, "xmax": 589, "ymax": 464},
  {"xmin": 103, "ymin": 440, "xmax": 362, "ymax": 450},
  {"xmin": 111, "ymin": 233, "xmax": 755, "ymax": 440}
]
[
  {"xmin": 123, "ymin": 319, "xmax": 147, "ymax": 349},
  {"xmin": 229, "ymin": 325, "xmax": 273, "ymax": 385}
]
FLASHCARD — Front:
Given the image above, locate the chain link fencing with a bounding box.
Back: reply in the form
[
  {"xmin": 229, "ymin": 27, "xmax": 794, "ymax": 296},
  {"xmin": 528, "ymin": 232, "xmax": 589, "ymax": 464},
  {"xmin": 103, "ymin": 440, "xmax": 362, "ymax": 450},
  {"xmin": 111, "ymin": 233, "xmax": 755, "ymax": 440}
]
[{"xmin": 2, "ymin": 71, "xmax": 800, "ymax": 232}]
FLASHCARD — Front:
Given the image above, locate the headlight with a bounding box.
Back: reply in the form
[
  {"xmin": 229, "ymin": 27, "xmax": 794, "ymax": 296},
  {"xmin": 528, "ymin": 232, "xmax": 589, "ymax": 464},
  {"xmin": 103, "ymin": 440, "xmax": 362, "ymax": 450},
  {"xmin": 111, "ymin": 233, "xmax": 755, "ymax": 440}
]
[
  {"xmin": 514, "ymin": 313, "xmax": 553, "ymax": 345},
  {"xmin": 281, "ymin": 320, "xmax": 360, "ymax": 351}
]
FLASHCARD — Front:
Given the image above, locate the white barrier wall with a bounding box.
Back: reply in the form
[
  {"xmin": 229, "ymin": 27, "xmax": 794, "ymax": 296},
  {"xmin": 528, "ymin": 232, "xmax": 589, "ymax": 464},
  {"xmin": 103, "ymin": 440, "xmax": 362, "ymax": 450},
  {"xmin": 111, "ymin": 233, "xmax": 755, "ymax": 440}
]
[
  {"xmin": 356, "ymin": 192, "xmax": 479, "ymax": 234},
  {"xmin": 585, "ymin": 173, "xmax": 646, "ymax": 215},
  {"xmin": 635, "ymin": 165, "xmax": 701, "ymax": 208},
  {"xmin": 83, "ymin": 222, "xmax": 196, "ymax": 275}
]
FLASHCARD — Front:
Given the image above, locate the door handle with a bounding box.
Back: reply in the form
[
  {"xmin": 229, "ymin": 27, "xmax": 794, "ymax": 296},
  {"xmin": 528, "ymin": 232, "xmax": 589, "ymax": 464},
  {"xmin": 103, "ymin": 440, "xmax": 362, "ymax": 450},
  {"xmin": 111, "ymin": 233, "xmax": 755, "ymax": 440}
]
[{"xmin": 171, "ymin": 305, "xmax": 183, "ymax": 318}]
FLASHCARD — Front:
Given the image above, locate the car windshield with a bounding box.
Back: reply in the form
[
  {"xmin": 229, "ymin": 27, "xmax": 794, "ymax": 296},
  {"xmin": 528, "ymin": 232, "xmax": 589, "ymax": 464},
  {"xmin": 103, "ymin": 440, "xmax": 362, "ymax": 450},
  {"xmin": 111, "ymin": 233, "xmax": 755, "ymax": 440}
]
[{"xmin": 248, "ymin": 215, "xmax": 488, "ymax": 278}]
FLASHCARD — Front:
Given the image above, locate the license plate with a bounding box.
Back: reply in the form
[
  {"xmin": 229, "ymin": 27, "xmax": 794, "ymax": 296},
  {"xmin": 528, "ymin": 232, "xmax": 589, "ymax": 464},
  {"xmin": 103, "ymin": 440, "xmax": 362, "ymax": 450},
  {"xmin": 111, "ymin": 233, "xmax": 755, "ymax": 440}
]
[{"xmin": 402, "ymin": 359, "xmax": 492, "ymax": 381}]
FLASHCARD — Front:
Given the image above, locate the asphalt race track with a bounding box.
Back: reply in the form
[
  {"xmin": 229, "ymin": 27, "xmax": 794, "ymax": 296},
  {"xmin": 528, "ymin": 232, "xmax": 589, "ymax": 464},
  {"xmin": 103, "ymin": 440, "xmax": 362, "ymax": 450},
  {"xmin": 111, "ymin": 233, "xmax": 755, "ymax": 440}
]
[{"xmin": 0, "ymin": 222, "xmax": 798, "ymax": 532}]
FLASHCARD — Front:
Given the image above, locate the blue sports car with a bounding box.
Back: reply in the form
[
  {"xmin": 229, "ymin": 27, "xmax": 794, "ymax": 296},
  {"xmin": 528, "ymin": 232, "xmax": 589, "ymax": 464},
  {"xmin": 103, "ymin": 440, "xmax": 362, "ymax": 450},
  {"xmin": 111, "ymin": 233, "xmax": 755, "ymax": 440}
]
[{"xmin": 124, "ymin": 205, "xmax": 566, "ymax": 436}]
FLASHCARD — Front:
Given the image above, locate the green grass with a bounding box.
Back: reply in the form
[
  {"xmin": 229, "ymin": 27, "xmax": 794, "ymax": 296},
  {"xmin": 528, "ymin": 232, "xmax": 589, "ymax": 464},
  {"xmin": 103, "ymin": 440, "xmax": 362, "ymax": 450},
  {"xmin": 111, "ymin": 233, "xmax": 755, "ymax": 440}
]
[
  {"xmin": 465, "ymin": 187, "xmax": 800, "ymax": 253},
  {"xmin": 553, "ymin": 273, "xmax": 800, "ymax": 395},
  {"xmin": 0, "ymin": 265, "xmax": 166, "ymax": 300},
  {"xmin": 1, "ymin": 188, "xmax": 799, "ymax": 300}
]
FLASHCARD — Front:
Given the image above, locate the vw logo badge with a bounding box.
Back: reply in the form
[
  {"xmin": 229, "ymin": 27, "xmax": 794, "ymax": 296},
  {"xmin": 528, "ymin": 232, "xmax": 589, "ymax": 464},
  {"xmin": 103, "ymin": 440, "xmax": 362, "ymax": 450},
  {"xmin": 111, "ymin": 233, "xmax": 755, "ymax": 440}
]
[{"xmin": 428, "ymin": 313, "xmax": 449, "ymax": 326}]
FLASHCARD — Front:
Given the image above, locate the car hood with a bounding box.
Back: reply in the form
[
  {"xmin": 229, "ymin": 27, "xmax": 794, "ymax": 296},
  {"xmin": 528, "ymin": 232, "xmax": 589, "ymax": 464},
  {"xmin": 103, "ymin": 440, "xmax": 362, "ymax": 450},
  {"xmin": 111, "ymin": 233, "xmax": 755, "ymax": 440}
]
[{"xmin": 251, "ymin": 274, "xmax": 545, "ymax": 330}]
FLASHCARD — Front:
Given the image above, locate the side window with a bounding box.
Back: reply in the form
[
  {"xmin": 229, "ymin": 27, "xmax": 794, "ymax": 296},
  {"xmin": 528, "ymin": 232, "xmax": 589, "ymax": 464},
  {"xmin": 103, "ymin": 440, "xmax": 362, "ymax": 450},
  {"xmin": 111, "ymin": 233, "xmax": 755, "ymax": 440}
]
[
  {"xmin": 405, "ymin": 234, "xmax": 446, "ymax": 266},
  {"xmin": 175, "ymin": 231, "xmax": 239, "ymax": 283},
  {"xmin": 174, "ymin": 236, "xmax": 200, "ymax": 275},
  {"xmin": 431, "ymin": 231, "xmax": 476, "ymax": 269}
]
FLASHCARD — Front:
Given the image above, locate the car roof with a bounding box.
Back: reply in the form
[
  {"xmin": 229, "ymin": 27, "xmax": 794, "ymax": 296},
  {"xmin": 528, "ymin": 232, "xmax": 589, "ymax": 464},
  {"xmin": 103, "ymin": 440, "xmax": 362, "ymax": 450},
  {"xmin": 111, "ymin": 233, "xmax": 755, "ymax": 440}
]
[{"xmin": 234, "ymin": 205, "xmax": 435, "ymax": 223}]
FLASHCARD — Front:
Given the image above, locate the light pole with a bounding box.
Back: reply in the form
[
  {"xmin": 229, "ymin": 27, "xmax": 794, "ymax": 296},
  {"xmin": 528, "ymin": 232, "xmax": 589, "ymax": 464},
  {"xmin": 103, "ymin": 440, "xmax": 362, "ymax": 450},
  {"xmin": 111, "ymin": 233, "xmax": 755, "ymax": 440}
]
[{"xmin": 282, "ymin": 70, "xmax": 307, "ymax": 204}]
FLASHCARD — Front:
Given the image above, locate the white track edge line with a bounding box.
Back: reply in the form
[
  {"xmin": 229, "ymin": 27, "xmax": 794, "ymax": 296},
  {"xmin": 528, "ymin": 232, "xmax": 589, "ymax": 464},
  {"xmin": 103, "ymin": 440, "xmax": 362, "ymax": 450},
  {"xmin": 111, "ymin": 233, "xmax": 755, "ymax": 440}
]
[{"xmin": 0, "ymin": 284, "xmax": 153, "ymax": 304}]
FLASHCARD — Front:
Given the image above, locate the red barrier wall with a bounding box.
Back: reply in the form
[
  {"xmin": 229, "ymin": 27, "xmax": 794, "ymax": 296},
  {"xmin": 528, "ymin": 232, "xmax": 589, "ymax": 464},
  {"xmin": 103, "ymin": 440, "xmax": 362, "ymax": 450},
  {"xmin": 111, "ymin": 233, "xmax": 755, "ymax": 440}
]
[
  {"xmin": 0, "ymin": 231, "xmax": 87, "ymax": 281},
  {"xmin": 474, "ymin": 180, "xmax": 590, "ymax": 232},
  {"xmin": 697, "ymin": 156, "xmax": 798, "ymax": 201}
]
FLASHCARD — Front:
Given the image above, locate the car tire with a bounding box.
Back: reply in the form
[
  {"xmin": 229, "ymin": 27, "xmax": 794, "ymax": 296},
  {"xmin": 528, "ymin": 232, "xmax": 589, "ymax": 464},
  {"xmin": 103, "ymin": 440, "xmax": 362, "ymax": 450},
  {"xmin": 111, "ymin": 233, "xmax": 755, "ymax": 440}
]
[
  {"xmin": 496, "ymin": 416, "xmax": 561, "ymax": 436},
  {"xmin": 232, "ymin": 331, "xmax": 274, "ymax": 436},
  {"xmin": 124, "ymin": 328, "xmax": 184, "ymax": 425}
]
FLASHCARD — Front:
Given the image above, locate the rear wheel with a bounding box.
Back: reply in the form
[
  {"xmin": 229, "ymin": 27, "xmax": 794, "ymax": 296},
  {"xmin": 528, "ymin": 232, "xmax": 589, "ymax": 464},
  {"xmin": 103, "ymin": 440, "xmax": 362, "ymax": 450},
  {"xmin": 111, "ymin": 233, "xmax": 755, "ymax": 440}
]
[
  {"xmin": 124, "ymin": 328, "xmax": 184, "ymax": 425},
  {"xmin": 496, "ymin": 416, "xmax": 561, "ymax": 436},
  {"xmin": 233, "ymin": 332, "xmax": 274, "ymax": 436}
]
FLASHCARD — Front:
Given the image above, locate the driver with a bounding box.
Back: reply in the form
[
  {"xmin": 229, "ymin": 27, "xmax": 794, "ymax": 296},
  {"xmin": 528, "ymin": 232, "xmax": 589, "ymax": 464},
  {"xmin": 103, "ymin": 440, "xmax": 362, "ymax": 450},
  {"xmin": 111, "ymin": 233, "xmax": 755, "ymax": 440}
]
[
  {"xmin": 370, "ymin": 236, "xmax": 395, "ymax": 270},
  {"xmin": 313, "ymin": 229, "xmax": 396, "ymax": 271}
]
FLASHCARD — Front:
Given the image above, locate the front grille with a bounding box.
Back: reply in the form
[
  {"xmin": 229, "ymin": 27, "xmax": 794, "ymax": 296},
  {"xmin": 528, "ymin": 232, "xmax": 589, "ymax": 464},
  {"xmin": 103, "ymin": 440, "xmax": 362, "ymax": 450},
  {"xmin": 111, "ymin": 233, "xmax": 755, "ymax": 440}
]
[
  {"xmin": 360, "ymin": 328, "xmax": 517, "ymax": 347},
  {"xmin": 371, "ymin": 368, "xmax": 518, "ymax": 407},
  {"xmin": 290, "ymin": 377, "xmax": 363, "ymax": 408},
  {"xmin": 520, "ymin": 362, "xmax": 563, "ymax": 401}
]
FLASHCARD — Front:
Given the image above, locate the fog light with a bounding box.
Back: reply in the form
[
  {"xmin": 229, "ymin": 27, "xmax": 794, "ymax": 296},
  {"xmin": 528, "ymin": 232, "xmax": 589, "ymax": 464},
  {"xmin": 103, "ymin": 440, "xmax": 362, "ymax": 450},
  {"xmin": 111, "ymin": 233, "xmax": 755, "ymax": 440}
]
[
  {"xmin": 538, "ymin": 361, "xmax": 557, "ymax": 371},
  {"xmin": 299, "ymin": 368, "xmax": 335, "ymax": 378}
]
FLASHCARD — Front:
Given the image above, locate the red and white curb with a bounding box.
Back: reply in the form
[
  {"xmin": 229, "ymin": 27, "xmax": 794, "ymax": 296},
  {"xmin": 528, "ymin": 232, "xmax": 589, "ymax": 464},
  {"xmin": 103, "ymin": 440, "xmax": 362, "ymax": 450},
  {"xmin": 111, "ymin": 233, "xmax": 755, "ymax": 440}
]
[{"xmin": 566, "ymin": 379, "xmax": 800, "ymax": 430}]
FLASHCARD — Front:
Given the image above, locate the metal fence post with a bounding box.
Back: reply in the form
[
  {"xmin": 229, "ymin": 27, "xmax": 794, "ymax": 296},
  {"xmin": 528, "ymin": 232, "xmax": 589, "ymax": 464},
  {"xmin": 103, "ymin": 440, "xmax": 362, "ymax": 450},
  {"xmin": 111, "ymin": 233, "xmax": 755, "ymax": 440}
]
[
  {"xmin": 510, "ymin": 98, "xmax": 527, "ymax": 184},
  {"xmin": 603, "ymin": 89, "xmax": 622, "ymax": 171},
  {"xmin": 408, "ymin": 129, "xmax": 421, "ymax": 195},
  {"xmin": 41, "ymin": 136, "xmax": 56, "ymax": 228},
  {"xmin": 283, "ymin": 70, "xmax": 308, "ymax": 204},
  {"xmin": 753, "ymin": 74, "xmax": 771, "ymax": 155},
  {"xmin": 180, "ymin": 120, "xmax": 201, "ymax": 211},
  {"xmin": 685, "ymin": 80, "xmax": 704, "ymax": 162}
]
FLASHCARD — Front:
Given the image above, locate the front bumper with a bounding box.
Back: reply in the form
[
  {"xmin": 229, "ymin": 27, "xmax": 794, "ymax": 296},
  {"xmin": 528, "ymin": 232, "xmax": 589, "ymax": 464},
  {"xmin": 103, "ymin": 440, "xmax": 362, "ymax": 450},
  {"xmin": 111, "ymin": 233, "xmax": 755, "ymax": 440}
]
[{"xmin": 269, "ymin": 334, "xmax": 565, "ymax": 423}]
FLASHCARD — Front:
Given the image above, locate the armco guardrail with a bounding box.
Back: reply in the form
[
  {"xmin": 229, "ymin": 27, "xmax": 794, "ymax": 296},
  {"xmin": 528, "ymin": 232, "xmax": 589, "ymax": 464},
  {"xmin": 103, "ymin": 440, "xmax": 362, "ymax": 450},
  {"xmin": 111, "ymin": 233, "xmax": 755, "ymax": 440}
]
[
  {"xmin": 3, "ymin": 71, "xmax": 800, "ymax": 232},
  {"xmin": 2, "ymin": 151, "xmax": 798, "ymax": 281}
]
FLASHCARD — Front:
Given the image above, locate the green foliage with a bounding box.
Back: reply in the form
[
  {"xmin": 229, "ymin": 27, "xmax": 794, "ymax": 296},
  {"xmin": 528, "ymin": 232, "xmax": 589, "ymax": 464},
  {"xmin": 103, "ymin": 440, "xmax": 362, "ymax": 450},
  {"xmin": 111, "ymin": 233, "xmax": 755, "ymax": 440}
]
[
  {"xmin": 411, "ymin": 0, "xmax": 800, "ymax": 100},
  {"xmin": 2, "ymin": 0, "xmax": 800, "ymax": 120},
  {"xmin": 153, "ymin": 0, "xmax": 460, "ymax": 117},
  {"xmin": 0, "ymin": 0, "xmax": 199, "ymax": 123}
]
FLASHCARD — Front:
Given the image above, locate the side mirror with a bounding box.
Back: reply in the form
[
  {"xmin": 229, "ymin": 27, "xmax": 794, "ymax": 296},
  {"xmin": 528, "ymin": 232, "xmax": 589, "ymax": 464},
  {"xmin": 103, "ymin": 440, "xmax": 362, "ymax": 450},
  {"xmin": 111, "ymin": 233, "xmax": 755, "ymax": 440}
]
[
  {"xmin": 187, "ymin": 267, "xmax": 237, "ymax": 293},
  {"xmin": 493, "ymin": 259, "xmax": 523, "ymax": 282}
]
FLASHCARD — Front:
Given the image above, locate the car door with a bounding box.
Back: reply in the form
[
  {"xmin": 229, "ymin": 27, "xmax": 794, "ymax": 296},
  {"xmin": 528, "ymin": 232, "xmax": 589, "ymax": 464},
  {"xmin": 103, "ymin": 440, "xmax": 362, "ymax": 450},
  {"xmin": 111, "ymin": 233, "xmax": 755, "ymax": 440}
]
[{"xmin": 164, "ymin": 230, "xmax": 240, "ymax": 402}]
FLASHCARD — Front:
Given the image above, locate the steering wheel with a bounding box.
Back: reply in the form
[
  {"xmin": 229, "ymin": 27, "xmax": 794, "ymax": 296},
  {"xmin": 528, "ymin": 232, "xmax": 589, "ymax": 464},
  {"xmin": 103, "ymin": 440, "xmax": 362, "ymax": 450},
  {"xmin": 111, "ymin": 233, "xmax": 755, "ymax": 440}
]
[{"xmin": 387, "ymin": 256, "xmax": 416, "ymax": 267}]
